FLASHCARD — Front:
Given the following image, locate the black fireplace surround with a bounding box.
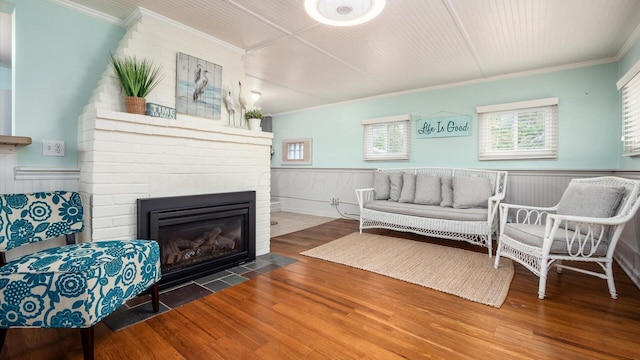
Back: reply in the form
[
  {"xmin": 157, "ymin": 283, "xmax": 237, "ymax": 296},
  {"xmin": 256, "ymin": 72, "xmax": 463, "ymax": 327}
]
[{"xmin": 137, "ymin": 191, "xmax": 256, "ymax": 290}]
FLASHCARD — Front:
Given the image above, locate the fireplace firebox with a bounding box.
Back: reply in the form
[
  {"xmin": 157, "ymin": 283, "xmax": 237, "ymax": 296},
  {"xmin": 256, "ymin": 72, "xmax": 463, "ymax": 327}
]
[{"xmin": 137, "ymin": 191, "xmax": 256, "ymax": 289}]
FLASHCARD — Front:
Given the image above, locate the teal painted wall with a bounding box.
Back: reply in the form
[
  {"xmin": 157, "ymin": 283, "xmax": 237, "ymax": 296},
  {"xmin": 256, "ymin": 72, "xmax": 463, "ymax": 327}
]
[
  {"xmin": 0, "ymin": 67, "xmax": 10, "ymax": 89},
  {"xmin": 11, "ymin": 0, "xmax": 124, "ymax": 167},
  {"xmin": 619, "ymin": 36, "xmax": 640, "ymax": 171},
  {"xmin": 272, "ymin": 63, "xmax": 621, "ymax": 170}
]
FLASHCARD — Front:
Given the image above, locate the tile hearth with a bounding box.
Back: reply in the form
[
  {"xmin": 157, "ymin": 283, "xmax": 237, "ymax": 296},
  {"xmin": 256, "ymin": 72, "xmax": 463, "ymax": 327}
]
[{"xmin": 103, "ymin": 253, "xmax": 297, "ymax": 331}]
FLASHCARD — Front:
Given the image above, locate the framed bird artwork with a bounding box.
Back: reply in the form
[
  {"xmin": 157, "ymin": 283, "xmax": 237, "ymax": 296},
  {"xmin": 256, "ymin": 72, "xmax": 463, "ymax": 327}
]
[{"xmin": 176, "ymin": 52, "xmax": 223, "ymax": 120}]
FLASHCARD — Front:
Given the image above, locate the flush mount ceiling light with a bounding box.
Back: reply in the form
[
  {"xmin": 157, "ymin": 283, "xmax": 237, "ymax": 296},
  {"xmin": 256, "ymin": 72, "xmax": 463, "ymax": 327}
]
[
  {"xmin": 251, "ymin": 90, "xmax": 261, "ymax": 102},
  {"xmin": 304, "ymin": 0, "xmax": 386, "ymax": 27}
]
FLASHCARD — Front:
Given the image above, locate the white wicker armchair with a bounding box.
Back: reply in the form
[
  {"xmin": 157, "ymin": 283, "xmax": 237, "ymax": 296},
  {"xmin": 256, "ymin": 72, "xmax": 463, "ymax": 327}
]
[{"xmin": 494, "ymin": 176, "xmax": 640, "ymax": 299}]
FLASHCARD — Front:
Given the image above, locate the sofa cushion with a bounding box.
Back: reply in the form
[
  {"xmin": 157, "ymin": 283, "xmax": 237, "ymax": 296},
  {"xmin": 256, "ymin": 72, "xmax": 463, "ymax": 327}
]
[
  {"xmin": 414, "ymin": 175, "xmax": 441, "ymax": 205},
  {"xmin": 452, "ymin": 176, "xmax": 491, "ymax": 209},
  {"xmin": 440, "ymin": 176, "xmax": 453, "ymax": 207},
  {"xmin": 503, "ymin": 223, "xmax": 608, "ymax": 256},
  {"xmin": 364, "ymin": 200, "xmax": 488, "ymax": 221},
  {"xmin": 399, "ymin": 173, "xmax": 417, "ymax": 203},
  {"xmin": 373, "ymin": 171, "xmax": 390, "ymax": 200},
  {"xmin": 389, "ymin": 173, "xmax": 403, "ymax": 202}
]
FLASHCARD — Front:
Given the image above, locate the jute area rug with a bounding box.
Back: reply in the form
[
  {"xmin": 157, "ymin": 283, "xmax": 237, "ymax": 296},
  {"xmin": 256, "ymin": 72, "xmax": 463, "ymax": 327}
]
[{"xmin": 301, "ymin": 232, "xmax": 514, "ymax": 308}]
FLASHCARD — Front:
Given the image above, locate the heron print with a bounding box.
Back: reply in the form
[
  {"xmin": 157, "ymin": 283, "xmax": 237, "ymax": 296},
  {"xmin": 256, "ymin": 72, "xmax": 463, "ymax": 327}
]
[{"xmin": 176, "ymin": 52, "xmax": 222, "ymax": 120}]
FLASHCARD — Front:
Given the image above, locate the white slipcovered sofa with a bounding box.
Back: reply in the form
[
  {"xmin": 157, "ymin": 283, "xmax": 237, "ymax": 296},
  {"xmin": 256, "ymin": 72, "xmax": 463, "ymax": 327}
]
[{"xmin": 356, "ymin": 168, "xmax": 508, "ymax": 256}]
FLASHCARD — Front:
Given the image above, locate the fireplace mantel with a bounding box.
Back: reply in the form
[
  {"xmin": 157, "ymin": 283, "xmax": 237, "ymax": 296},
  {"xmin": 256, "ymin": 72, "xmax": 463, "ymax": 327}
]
[{"xmin": 86, "ymin": 109, "xmax": 273, "ymax": 145}]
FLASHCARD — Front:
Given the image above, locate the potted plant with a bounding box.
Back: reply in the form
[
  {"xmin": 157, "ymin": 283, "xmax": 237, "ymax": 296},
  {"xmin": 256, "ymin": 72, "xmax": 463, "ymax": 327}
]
[
  {"xmin": 109, "ymin": 52, "xmax": 163, "ymax": 115},
  {"xmin": 245, "ymin": 108, "xmax": 264, "ymax": 131}
]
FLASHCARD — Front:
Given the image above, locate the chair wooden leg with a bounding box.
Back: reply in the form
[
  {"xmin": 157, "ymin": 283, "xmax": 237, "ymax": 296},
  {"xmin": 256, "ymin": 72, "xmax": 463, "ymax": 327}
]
[
  {"xmin": 0, "ymin": 328, "xmax": 7, "ymax": 353},
  {"xmin": 81, "ymin": 326, "xmax": 94, "ymax": 360},
  {"xmin": 151, "ymin": 283, "xmax": 160, "ymax": 313}
]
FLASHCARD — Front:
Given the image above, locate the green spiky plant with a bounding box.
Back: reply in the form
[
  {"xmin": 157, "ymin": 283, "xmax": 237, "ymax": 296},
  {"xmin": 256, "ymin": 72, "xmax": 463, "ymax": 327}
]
[
  {"xmin": 245, "ymin": 109, "xmax": 264, "ymax": 121},
  {"xmin": 108, "ymin": 52, "xmax": 163, "ymax": 98}
]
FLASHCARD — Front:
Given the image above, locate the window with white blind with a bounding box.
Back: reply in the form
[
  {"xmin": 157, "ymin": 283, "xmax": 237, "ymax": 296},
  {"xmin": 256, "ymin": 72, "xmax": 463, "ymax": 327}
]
[
  {"xmin": 281, "ymin": 138, "xmax": 312, "ymax": 165},
  {"xmin": 362, "ymin": 114, "xmax": 410, "ymax": 161},
  {"xmin": 618, "ymin": 61, "xmax": 640, "ymax": 157},
  {"xmin": 476, "ymin": 98, "xmax": 558, "ymax": 160}
]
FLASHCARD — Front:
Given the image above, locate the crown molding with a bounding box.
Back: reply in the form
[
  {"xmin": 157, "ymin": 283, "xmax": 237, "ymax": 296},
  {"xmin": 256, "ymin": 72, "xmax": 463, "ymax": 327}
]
[
  {"xmin": 617, "ymin": 22, "xmax": 640, "ymax": 61},
  {"xmin": 45, "ymin": 2, "xmax": 245, "ymax": 55},
  {"xmin": 45, "ymin": 0, "xmax": 125, "ymax": 27},
  {"xmin": 126, "ymin": 7, "xmax": 245, "ymax": 55}
]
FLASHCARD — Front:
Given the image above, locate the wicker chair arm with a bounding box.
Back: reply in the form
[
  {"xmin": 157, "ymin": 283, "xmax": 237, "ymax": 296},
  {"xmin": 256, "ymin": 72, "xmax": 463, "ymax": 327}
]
[
  {"xmin": 541, "ymin": 215, "xmax": 618, "ymax": 258},
  {"xmin": 499, "ymin": 203, "xmax": 557, "ymax": 212},
  {"xmin": 547, "ymin": 213, "xmax": 627, "ymax": 226},
  {"xmin": 499, "ymin": 202, "xmax": 557, "ymax": 226},
  {"xmin": 355, "ymin": 188, "xmax": 375, "ymax": 210},
  {"xmin": 487, "ymin": 194, "xmax": 503, "ymax": 224}
]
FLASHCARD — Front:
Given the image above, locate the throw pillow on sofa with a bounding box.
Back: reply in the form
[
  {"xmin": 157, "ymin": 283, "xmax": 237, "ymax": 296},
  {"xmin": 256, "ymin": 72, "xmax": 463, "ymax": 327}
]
[
  {"xmin": 440, "ymin": 176, "xmax": 453, "ymax": 207},
  {"xmin": 373, "ymin": 171, "xmax": 390, "ymax": 200},
  {"xmin": 399, "ymin": 173, "xmax": 417, "ymax": 203},
  {"xmin": 414, "ymin": 174, "xmax": 441, "ymax": 205},
  {"xmin": 389, "ymin": 173, "xmax": 403, "ymax": 201},
  {"xmin": 452, "ymin": 176, "xmax": 492, "ymax": 209}
]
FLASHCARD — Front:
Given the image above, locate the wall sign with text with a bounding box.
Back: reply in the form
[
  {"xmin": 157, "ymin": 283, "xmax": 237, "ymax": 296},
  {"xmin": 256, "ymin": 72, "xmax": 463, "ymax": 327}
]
[
  {"xmin": 416, "ymin": 114, "xmax": 471, "ymax": 138},
  {"xmin": 146, "ymin": 103, "xmax": 176, "ymax": 119}
]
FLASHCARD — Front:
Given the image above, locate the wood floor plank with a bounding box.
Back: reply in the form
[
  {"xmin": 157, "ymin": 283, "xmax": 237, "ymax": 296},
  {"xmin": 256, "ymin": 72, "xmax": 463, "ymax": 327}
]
[{"xmin": 2, "ymin": 218, "xmax": 640, "ymax": 359}]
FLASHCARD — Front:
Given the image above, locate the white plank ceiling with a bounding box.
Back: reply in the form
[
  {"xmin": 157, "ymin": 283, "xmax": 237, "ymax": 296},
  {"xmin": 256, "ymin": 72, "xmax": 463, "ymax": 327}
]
[{"xmin": 62, "ymin": 0, "xmax": 640, "ymax": 114}]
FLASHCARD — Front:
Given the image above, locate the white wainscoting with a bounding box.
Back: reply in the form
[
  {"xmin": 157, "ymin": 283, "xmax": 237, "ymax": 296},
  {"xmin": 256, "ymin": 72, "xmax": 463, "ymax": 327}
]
[
  {"xmin": 271, "ymin": 167, "xmax": 640, "ymax": 289},
  {"xmin": 0, "ymin": 151, "xmax": 79, "ymax": 195}
]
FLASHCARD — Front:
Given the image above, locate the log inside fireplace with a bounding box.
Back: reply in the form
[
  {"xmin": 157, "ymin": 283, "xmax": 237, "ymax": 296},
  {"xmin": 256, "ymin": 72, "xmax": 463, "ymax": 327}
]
[{"xmin": 137, "ymin": 191, "xmax": 256, "ymax": 290}]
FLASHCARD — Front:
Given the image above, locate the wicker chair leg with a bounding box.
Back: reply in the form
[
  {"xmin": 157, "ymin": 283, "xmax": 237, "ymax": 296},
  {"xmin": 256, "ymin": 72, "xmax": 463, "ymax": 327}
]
[
  {"xmin": 538, "ymin": 269, "xmax": 548, "ymax": 300},
  {"xmin": 605, "ymin": 263, "xmax": 617, "ymax": 299},
  {"xmin": 81, "ymin": 326, "xmax": 94, "ymax": 360}
]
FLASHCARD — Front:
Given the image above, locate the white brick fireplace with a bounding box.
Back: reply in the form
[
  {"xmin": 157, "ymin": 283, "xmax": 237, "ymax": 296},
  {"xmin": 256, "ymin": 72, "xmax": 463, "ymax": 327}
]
[{"xmin": 77, "ymin": 8, "xmax": 272, "ymax": 255}]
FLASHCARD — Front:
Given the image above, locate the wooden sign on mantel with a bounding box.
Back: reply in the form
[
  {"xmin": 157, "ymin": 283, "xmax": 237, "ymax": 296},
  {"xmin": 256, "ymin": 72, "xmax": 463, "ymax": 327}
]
[{"xmin": 146, "ymin": 103, "xmax": 176, "ymax": 119}]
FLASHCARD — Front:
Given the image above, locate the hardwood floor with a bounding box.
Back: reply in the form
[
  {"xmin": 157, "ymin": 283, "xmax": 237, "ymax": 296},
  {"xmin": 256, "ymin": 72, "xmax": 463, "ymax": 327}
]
[{"xmin": 3, "ymin": 219, "xmax": 640, "ymax": 359}]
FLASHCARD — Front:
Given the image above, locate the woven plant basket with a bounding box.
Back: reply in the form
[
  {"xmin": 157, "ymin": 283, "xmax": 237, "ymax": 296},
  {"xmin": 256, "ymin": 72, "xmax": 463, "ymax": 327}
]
[{"xmin": 125, "ymin": 96, "xmax": 146, "ymax": 115}]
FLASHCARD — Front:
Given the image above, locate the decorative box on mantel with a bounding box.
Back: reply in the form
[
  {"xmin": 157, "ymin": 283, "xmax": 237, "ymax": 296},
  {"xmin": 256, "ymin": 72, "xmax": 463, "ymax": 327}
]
[{"xmin": 77, "ymin": 109, "xmax": 273, "ymax": 257}]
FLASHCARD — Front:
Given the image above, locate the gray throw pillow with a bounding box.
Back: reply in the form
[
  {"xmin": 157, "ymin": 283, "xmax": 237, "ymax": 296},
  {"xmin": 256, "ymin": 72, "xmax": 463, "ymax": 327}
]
[
  {"xmin": 399, "ymin": 173, "xmax": 417, "ymax": 203},
  {"xmin": 414, "ymin": 175, "xmax": 441, "ymax": 205},
  {"xmin": 452, "ymin": 176, "xmax": 492, "ymax": 209},
  {"xmin": 388, "ymin": 173, "xmax": 403, "ymax": 202},
  {"xmin": 373, "ymin": 171, "xmax": 390, "ymax": 200},
  {"xmin": 440, "ymin": 176, "xmax": 453, "ymax": 207},
  {"xmin": 557, "ymin": 183, "xmax": 625, "ymax": 218}
]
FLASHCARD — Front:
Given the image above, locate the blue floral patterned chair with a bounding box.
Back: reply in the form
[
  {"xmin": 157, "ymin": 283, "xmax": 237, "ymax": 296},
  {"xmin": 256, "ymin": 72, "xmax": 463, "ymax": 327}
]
[{"xmin": 0, "ymin": 191, "xmax": 161, "ymax": 359}]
